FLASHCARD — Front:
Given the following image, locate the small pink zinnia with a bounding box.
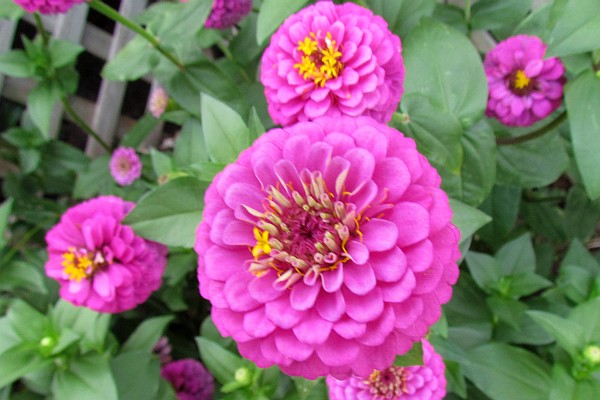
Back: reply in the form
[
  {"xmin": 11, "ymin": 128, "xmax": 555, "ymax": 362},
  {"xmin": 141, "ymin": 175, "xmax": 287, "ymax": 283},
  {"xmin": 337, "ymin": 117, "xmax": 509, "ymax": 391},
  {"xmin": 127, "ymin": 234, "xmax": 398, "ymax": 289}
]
[
  {"xmin": 110, "ymin": 147, "xmax": 142, "ymax": 186},
  {"xmin": 161, "ymin": 359, "xmax": 215, "ymax": 400},
  {"xmin": 13, "ymin": 0, "xmax": 84, "ymax": 14},
  {"xmin": 204, "ymin": 0, "xmax": 252, "ymax": 30},
  {"xmin": 149, "ymin": 87, "xmax": 168, "ymax": 118},
  {"xmin": 45, "ymin": 196, "xmax": 167, "ymax": 313},
  {"xmin": 326, "ymin": 339, "xmax": 447, "ymax": 400},
  {"xmin": 484, "ymin": 34, "xmax": 565, "ymax": 127},
  {"xmin": 261, "ymin": 1, "xmax": 404, "ymax": 126},
  {"xmin": 195, "ymin": 116, "xmax": 460, "ymax": 379}
]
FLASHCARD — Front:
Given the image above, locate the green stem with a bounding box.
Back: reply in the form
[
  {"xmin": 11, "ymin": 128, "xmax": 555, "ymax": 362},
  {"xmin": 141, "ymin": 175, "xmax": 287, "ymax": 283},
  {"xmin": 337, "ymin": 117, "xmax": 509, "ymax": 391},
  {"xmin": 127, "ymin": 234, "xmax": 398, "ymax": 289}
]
[
  {"xmin": 88, "ymin": 0, "xmax": 185, "ymax": 70},
  {"xmin": 61, "ymin": 97, "xmax": 111, "ymax": 153},
  {"xmin": 33, "ymin": 13, "xmax": 50, "ymax": 46},
  {"xmin": 465, "ymin": 0, "xmax": 472, "ymax": 22},
  {"xmin": 496, "ymin": 111, "xmax": 567, "ymax": 146}
]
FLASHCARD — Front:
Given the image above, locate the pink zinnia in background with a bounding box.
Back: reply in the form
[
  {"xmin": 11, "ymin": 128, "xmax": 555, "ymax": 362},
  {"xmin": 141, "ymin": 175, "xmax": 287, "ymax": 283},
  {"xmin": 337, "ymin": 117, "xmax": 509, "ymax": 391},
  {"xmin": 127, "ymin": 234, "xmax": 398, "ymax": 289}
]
[
  {"xmin": 195, "ymin": 116, "xmax": 460, "ymax": 379},
  {"xmin": 110, "ymin": 147, "xmax": 142, "ymax": 186},
  {"xmin": 326, "ymin": 339, "xmax": 447, "ymax": 400},
  {"xmin": 13, "ymin": 0, "xmax": 84, "ymax": 14},
  {"xmin": 45, "ymin": 196, "xmax": 167, "ymax": 313},
  {"xmin": 261, "ymin": 1, "xmax": 404, "ymax": 126},
  {"xmin": 161, "ymin": 359, "xmax": 215, "ymax": 400},
  {"xmin": 149, "ymin": 87, "xmax": 168, "ymax": 118},
  {"xmin": 484, "ymin": 34, "xmax": 565, "ymax": 127},
  {"xmin": 204, "ymin": 0, "xmax": 252, "ymax": 30}
]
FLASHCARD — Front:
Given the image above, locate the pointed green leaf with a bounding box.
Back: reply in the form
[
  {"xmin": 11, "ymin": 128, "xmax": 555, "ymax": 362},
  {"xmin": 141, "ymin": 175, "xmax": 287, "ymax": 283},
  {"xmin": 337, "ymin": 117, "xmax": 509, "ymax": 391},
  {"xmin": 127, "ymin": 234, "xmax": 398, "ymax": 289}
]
[
  {"xmin": 256, "ymin": 0, "xmax": 310, "ymax": 44},
  {"xmin": 121, "ymin": 316, "xmax": 174, "ymax": 354}
]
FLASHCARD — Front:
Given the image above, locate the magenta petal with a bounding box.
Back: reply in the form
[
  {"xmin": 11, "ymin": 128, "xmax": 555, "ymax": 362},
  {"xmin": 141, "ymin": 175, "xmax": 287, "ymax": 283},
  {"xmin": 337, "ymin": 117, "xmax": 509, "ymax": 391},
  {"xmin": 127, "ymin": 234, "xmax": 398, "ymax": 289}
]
[
  {"xmin": 389, "ymin": 203, "xmax": 430, "ymax": 247},
  {"xmin": 265, "ymin": 296, "xmax": 304, "ymax": 329},
  {"xmin": 333, "ymin": 317, "xmax": 367, "ymax": 339},
  {"xmin": 274, "ymin": 331, "xmax": 314, "ymax": 361},
  {"xmin": 316, "ymin": 290, "xmax": 346, "ymax": 322},
  {"xmin": 370, "ymin": 247, "xmax": 407, "ymax": 282},
  {"xmin": 356, "ymin": 306, "xmax": 395, "ymax": 346},
  {"xmin": 381, "ymin": 269, "xmax": 416, "ymax": 303},
  {"xmin": 321, "ymin": 264, "xmax": 344, "ymax": 293},
  {"xmin": 92, "ymin": 271, "xmax": 112, "ymax": 298},
  {"xmin": 361, "ymin": 218, "xmax": 399, "ymax": 252},
  {"xmin": 248, "ymin": 272, "xmax": 284, "ymax": 303},
  {"xmin": 224, "ymin": 272, "xmax": 260, "ymax": 312},
  {"xmin": 316, "ymin": 334, "xmax": 360, "ymax": 367},
  {"xmin": 344, "ymin": 287, "xmax": 384, "ymax": 323},
  {"xmin": 243, "ymin": 307, "xmax": 276, "ymax": 338},
  {"xmin": 290, "ymin": 282, "xmax": 321, "ymax": 310},
  {"xmin": 293, "ymin": 312, "xmax": 333, "ymax": 345},
  {"xmin": 204, "ymin": 247, "xmax": 247, "ymax": 281},
  {"xmin": 343, "ymin": 264, "xmax": 376, "ymax": 295},
  {"xmin": 346, "ymin": 240, "xmax": 369, "ymax": 265}
]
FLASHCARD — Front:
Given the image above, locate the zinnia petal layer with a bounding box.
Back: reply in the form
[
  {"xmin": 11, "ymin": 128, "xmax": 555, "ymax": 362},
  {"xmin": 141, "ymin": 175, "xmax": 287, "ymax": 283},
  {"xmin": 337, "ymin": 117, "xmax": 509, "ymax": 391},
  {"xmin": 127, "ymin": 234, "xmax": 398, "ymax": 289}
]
[
  {"xmin": 161, "ymin": 359, "xmax": 215, "ymax": 400},
  {"xmin": 205, "ymin": 0, "xmax": 252, "ymax": 29},
  {"xmin": 261, "ymin": 1, "xmax": 404, "ymax": 126},
  {"xmin": 326, "ymin": 339, "xmax": 447, "ymax": 399},
  {"xmin": 484, "ymin": 34, "xmax": 565, "ymax": 127},
  {"xmin": 14, "ymin": 0, "xmax": 84, "ymax": 14},
  {"xmin": 45, "ymin": 196, "xmax": 167, "ymax": 313},
  {"xmin": 195, "ymin": 116, "xmax": 460, "ymax": 379}
]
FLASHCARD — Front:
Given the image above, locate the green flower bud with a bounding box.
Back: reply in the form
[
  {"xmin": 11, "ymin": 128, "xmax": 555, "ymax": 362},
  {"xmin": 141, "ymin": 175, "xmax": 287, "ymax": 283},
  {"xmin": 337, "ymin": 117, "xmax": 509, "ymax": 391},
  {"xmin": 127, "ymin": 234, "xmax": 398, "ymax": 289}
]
[
  {"xmin": 583, "ymin": 345, "xmax": 600, "ymax": 365},
  {"xmin": 234, "ymin": 367, "xmax": 252, "ymax": 386}
]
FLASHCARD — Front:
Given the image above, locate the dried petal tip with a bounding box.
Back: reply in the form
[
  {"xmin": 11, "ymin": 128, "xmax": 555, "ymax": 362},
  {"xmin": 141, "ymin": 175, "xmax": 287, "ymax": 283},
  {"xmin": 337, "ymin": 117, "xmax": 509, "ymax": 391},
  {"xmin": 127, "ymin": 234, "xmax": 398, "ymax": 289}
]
[
  {"xmin": 484, "ymin": 35, "xmax": 565, "ymax": 127},
  {"xmin": 261, "ymin": 2, "xmax": 405, "ymax": 126}
]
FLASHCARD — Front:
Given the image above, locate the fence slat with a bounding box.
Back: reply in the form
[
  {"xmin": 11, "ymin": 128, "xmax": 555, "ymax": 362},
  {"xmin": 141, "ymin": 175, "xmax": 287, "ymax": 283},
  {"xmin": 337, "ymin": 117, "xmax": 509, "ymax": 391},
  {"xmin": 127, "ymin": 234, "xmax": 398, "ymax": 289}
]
[
  {"xmin": 0, "ymin": 19, "xmax": 18, "ymax": 95},
  {"xmin": 86, "ymin": 0, "xmax": 148, "ymax": 156}
]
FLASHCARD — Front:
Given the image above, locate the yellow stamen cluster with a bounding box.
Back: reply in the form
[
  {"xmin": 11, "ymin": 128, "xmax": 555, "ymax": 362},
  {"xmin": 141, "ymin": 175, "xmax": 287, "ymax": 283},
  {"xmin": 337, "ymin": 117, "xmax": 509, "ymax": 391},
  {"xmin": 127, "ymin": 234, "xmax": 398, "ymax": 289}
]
[
  {"xmin": 252, "ymin": 228, "xmax": 271, "ymax": 259},
  {"xmin": 513, "ymin": 70, "xmax": 530, "ymax": 89},
  {"xmin": 294, "ymin": 32, "xmax": 343, "ymax": 87},
  {"xmin": 61, "ymin": 248, "xmax": 93, "ymax": 282}
]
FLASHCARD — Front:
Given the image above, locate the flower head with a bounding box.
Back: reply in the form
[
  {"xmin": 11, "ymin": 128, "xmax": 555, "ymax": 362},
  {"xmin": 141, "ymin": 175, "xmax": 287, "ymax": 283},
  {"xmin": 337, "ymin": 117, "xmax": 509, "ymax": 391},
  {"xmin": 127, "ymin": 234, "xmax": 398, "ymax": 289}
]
[
  {"xmin": 45, "ymin": 196, "xmax": 167, "ymax": 313},
  {"xmin": 149, "ymin": 87, "xmax": 169, "ymax": 118},
  {"xmin": 326, "ymin": 339, "xmax": 447, "ymax": 399},
  {"xmin": 110, "ymin": 147, "xmax": 142, "ymax": 186},
  {"xmin": 195, "ymin": 116, "xmax": 460, "ymax": 379},
  {"xmin": 205, "ymin": 0, "xmax": 252, "ymax": 30},
  {"xmin": 261, "ymin": 1, "xmax": 404, "ymax": 126},
  {"xmin": 13, "ymin": 0, "xmax": 84, "ymax": 14},
  {"xmin": 484, "ymin": 35, "xmax": 565, "ymax": 127},
  {"xmin": 161, "ymin": 359, "xmax": 215, "ymax": 400}
]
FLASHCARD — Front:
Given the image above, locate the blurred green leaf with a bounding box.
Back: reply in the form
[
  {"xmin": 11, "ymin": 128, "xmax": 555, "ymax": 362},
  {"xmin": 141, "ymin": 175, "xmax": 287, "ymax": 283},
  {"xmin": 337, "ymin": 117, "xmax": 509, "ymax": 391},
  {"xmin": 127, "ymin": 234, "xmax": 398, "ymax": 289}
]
[
  {"xmin": 0, "ymin": 345, "xmax": 52, "ymax": 389},
  {"xmin": 173, "ymin": 118, "xmax": 208, "ymax": 168},
  {"xmin": 367, "ymin": 0, "xmax": 436, "ymax": 38},
  {"xmin": 465, "ymin": 251, "xmax": 500, "ymax": 293},
  {"xmin": 557, "ymin": 265, "xmax": 594, "ymax": 304},
  {"xmin": 0, "ymin": 0, "xmax": 25, "ymax": 19},
  {"xmin": 48, "ymin": 39, "xmax": 84, "ymax": 69},
  {"xmin": 50, "ymin": 300, "xmax": 110, "ymax": 352},
  {"xmin": 124, "ymin": 177, "xmax": 206, "ymax": 248},
  {"xmin": 157, "ymin": 0, "xmax": 212, "ymax": 43},
  {"xmin": 470, "ymin": 0, "xmax": 532, "ymax": 31},
  {"xmin": 52, "ymin": 353, "xmax": 118, "ymax": 400},
  {"xmin": 256, "ymin": 0, "xmax": 310, "ymax": 44},
  {"xmin": 111, "ymin": 351, "xmax": 161, "ymax": 400},
  {"xmin": 565, "ymin": 71, "xmax": 600, "ymax": 200},
  {"xmin": 27, "ymin": 81, "xmax": 60, "ymax": 137},
  {"xmin": 150, "ymin": 148, "xmax": 173, "ymax": 178},
  {"xmin": 528, "ymin": 311, "xmax": 585, "ymax": 356},
  {"xmin": 120, "ymin": 114, "xmax": 160, "ymax": 148},
  {"xmin": 196, "ymin": 336, "xmax": 244, "ymax": 385},
  {"xmin": 569, "ymin": 297, "xmax": 600, "ymax": 343},
  {"xmin": 102, "ymin": 36, "xmax": 160, "ymax": 81},
  {"xmin": 248, "ymin": 107, "xmax": 265, "ymax": 143},
  {"xmin": 496, "ymin": 233, "xmax": 535, "ymax": 275},
  {"xmin": 0, "ymin": 198, "xmax": 14, "ymax": 250},
  {"xmin": 72, "ymin": 155, "xmax": 117, "ymax": 199},
  {"xmin": 7, "ymin": 299, "xmax": 48, "ymax": 343},
  {"xmin": 393, "ymin": 340, "xmax": 423, "ymax": 366},
  {"xmin": 403, "ymin": 18, "xmax": 487, "ymax": 126},
  {"xmin": 546, "ymin": 0, "xmax": 600, "ymax": 57},
  {"xmin": 449, "ymin": 199, "xmax": 492, "ymax": 244},
  {"xmin": 0, "ymin": 50, "xmax": 34, "ymax": 78},
  {"xmin": 201, "ymin": 93, "xmax": 249, "ymax": 164},
  {"xmin": 478, "ymin": 185, "xmax": 521, "ymax": 246},
  {"xmin": 0, "ymin": 260, "xmax": 47, "ymax": 294},
  {"xmin": 121, "ymin": 316, "xmax": 174, "ymax": 354}
]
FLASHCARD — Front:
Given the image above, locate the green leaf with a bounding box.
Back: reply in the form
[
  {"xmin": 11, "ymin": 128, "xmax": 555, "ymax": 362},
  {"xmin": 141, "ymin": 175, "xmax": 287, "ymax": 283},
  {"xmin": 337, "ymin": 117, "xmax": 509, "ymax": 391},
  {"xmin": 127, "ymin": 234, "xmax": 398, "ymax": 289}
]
[
  {"xmin": 0, "ymin": 345, "xmax": 52, "ymax": 389},
  {"xmin": 101, "ymin": 36, "xmax": 160, "ymax": 81},
  {"xmin": 527, "ymin": 311, "xmax": 585, "ymax": 356},
  {"xmin": 449, "ymin": 199, "xmax": 492, "ymax": 244},
  {"xmin": 564, "ymin": 186, "xmax": 600, "ymax": 239},
  {"xmin": 546, "ymin": 0, "xmax": 600, "ymax": 57},
  {"xmin": 486, "ymin": 296, "xmax": 528, "ymax": 330},
  {"xmin": 120, "ymin": 114, "xmax": 160, "ymax": 148},
  {"xmin": 0, "ymin": 260, "xmax": 47, "ymax": 294},
  {"xmin": 496, "ymin": 128, "xmax": 568, "ymax": 188},
  {"xmin": 470, "ymin": 0, "xmax": 532, "ymax": 31},
  {"xmin": 50, "ymin": 300, "xmax": 110, "ymax": 352},
  {"xmin": 121, "ymin": 316, "xmax": 174, "ymax": 354},
  {"xmin": 565, "ymin": 71, "xmax": 600, "ymax": 200},
  {"xmin": 248, "ymin": 107, "xmax": 265, "ymax": 143},
  {"xmin": 478, "ymin": 185, "xmax": 521, "ymax": 246},
  {"xmin": 7, "ymin": 300, "xmax": 48, "ymax": 343},
  {"xmin": 0, "ymin": 0, "xmax": 25, "ymax": 19},
  {"xmin": 111, "ymin": 351, "xmax": 161, "ymax": 400},
  {"xmin": 157, "ymin": 0, "xmax": 213, "ymax": 43},
  {"xmin": 27, "ymin": 81, "xmax": 60, "ymax": 137},
  {"xmin": 464, "ymin": 343, "xmax": 551, "ymax": 400},
  {"xmin": 561, "ymin": 240, "xmax": 600, "ymax": 273},
  {"xmin": 403, "ymin": 18, "xmax": 487, "ymax": 126},
  {"xmin": 72, "ymin": 155, "xmax": 118, "ymax": 199},
  {"xmin": 294, "ymin": 377, "xmax": 328, "ymax": 400},
  {"xmin": 150, "ymin": 148, "xmax": 173, "ymax": 178},
  {"xmin": 201, "ymin": 93, "xmax": 249, "ymax": 164},
  {"xmin": 507, "ymin": 272, "xmax": 552, "ymax": 298},
  {"xmin": 200, "ymin": 316, "xmax": 232, "ymax": 349},
  {"xmin": 465, "ymin": 251, "xmax": 500, "ymax": 292},
  {"xmin": 123, "ymin": 177, "xmax": 207, "ymax": 248},
  {"xmin": 393, "ymin": 340, "xmax": 423, "ymax": 366},
  {"xmin": 52, "ymin": 353, "xmax": 118, "ymax": 400},
  {"xmin": 496, "ymin": 233, "xmax": 535, "ymax": 275},
  {"xmin": 0, "ymin": 198, "xmax": 14, "ymax": 250},
  {"xmin": 0, "ymin": 50, "xmax": 35, "ymax": 78},
  {"xmin": 557, "ymin": 265, "xmax": 594, "ymax": 303},
  {"xmin": 173, "ymin": 118, "xmax": 208, "ymax": 168},
  {"xmin": 367, "ymin": 0, "xmax": 436, "ymax": 39},
  {"xmin": 569, "ymin": 297, "xmax": 600, "ymax": 343},
  {"xmin": 48, "ymin": 39, "xmax": 84, "ymax": 69},
  {"xmin": 256, "ymin": 0, "xmax": 310, "ymax": 44},
  {"xmin": 196, "ymin": 337, "xmax": 244, "ymax": 384}
]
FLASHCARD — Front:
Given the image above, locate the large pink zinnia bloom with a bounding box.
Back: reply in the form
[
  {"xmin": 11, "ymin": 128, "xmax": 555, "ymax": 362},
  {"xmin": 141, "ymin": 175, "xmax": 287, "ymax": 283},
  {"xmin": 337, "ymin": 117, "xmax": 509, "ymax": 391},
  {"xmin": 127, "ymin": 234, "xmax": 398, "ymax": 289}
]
[
  {"xmin": 13, "ymin": 0, "xmax": 84, "ymax": 14},
  {"xmin": 260, "ymin": 1, "xmax": 404, "ymax": 126},
  {"xmin": 484, "ymin": 34, "xmax": 565, "ymax": 127},
  {"xmin": 195, "ymin": 116, "xmax": 460, "ymax": 379},
  {"xmin": 204, "ymin": 0, "xmax": 252, "ymax": 29},
  {"xmin": 45, "ymin": 196, "xmax": 167, "ymax": 313},
  {"xmin": 161, "ymin": 359, "xmax": 215, "ymax": 400},
  {"xmin": 326, "ymin": 339, "xmax": 447, "ymax": 400}
]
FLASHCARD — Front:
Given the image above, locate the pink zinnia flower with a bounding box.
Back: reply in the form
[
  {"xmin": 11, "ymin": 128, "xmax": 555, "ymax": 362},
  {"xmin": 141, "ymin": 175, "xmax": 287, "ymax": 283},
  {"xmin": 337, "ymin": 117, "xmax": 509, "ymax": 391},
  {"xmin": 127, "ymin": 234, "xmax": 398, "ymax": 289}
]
[
  {"xmin": 45, "ymin": 196, "xmax": 167, "ymax": 313},
  {"xmin": 195, "ymin": 116, "xmax": 460, "ymax": 379},
  {"xmin": 161, "ymin": 359, "xmax": 215, "ymax": 400},
  {"xmin": 260, "ymin": 1, "xmax": 404, "ymax": 126},
  {"xmin": 326, "ymin": 339, "xmax": 447, "ymax": 400},
  {"xmin": 204, "ymin": 0, "xmax": 252, "ymax": 30},
  {"xmin": 484, "ymin": 34, "xmax": 565, "ymax": 127},
  {"xmin": 13, "ymin": 0, "xmax": 84, "ymax": 14},
  {"xmin": 149, "ymin": 87, "xmax": 168, "ymax": 118},
  {"xmin": 110, "ymin": 147, "xmax": 142, "ymax": 186}
]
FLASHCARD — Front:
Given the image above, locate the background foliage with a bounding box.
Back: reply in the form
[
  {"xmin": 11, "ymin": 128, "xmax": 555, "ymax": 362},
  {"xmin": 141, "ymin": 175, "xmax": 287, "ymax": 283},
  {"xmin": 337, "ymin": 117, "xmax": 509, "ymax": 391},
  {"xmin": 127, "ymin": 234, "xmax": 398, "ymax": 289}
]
[{"xmin": 0, "ymin": 0, "xmax": 599, "ymax": 399}]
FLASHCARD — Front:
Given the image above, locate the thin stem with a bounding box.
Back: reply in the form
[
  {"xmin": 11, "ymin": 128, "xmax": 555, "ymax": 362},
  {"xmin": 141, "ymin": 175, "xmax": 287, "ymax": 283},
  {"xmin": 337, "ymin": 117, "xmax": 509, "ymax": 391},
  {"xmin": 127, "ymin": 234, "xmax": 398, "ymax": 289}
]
[
  {"xmin": 33, "ymin": 13, "xmax": 50, "ymax": 46},
  {"xmin": 496, "ymin": 111, "xmax": 567, "ymax": 146},
  {"xmin": 61, "ymin": 97, "xmax": 111, "ymax": 153},
  {"xmin": 88, "ymin": 0, "xmax": 185, "ymax": 70},
  {"xmin": 465, "ymin": 0, "xmax": 472, "ymax": 22}
]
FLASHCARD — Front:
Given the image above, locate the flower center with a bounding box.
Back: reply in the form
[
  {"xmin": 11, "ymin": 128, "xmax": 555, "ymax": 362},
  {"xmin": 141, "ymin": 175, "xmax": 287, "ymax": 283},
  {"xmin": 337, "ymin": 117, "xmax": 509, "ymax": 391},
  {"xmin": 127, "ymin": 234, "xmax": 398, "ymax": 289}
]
[
  {"xmin": 116, "ymin": 157, "xmax": 131, "ymax": 174},
  {"xmin": 248, "ymin": 170, "xmax": 361, "ymax": 288},
  {"xmin": 367, "ymin": 367, "xmax": 410, "ymax": 399},
  {"xmin": 293, "ymin": 32, "xmax": 343, "ymax": 87},
  {"xmin": 61, "ymin": 247, "xmax": 111, "ymax": 281},
  {"xmin": 509, "ymin": 69, "xmax": 534, "ymax": 95}
]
